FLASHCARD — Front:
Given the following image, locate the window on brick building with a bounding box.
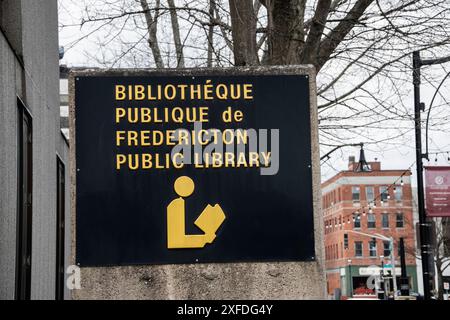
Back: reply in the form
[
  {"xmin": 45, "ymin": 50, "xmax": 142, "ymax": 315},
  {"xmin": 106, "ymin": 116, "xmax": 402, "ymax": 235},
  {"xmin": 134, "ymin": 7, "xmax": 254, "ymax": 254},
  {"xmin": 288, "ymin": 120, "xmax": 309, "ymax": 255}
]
[
  {"xmin": 344, "ymin": 234, "xmax": 349, "ymax": 249},
  {"xmin": 394, "ymin": 186, "xmax": 403, "ymax": 202},
  {"xmin": 369, "ymin": 240, "xmax": 377, "ymax": 257},
  {"xmin": 366, "ymin": 186, "xmax": 375, "ymax": 204},
  {"xmin": 354, "ymin": 214, "xmax": 361, "ymax": 229},
  {"xmin": 383, "ymin": 241, "xmax": 391, "ymax": 257},
  {"xmin": 380, "ymin": 186, "xmax": 389, "ymax": 204},
  {"xmin": 396, "ymin": 213, "xmax": 404, "ymax": 228},
  {"xmin": 367, "ymin": 213, "xmax": 376, "ymax": 229},
  {"xmin": 382, "ymin": 213, "xmax": 389, "ymax": 228},
  {"xmin": 355, "ymin": 241, "xmax": 363, "ymax": 257},
  {"xmin": 352, "ymin": 186, "xmax": 360, "ymax": 203}
]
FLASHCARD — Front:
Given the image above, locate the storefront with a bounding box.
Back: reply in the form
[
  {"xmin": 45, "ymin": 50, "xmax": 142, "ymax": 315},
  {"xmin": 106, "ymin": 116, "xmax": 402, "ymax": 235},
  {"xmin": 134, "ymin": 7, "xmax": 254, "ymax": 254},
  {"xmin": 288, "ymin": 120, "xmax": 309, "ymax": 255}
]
[{"xmin": 342, "ymin": 265, "xmax": 418, "ymax": 298}]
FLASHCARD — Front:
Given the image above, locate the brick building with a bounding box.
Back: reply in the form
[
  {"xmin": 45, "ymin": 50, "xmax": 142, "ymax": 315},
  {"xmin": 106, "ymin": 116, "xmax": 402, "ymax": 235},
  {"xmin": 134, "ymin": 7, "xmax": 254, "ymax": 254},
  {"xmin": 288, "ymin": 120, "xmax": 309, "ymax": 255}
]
[{"xmin": 322, "ymin": 148, "xmax": 418, "ymax": 298}]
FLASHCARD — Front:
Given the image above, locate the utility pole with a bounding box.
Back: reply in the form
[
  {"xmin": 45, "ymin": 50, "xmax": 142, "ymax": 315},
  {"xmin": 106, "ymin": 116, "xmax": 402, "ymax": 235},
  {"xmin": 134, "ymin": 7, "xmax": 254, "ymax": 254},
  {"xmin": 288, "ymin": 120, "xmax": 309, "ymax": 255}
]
[
  {"xmin": 413, "ymin": 51, "xmax": 433, "ymax": 300},
  {"xmin": 414, "ymin": 51, "xmax": 450, "ymax": 300}
]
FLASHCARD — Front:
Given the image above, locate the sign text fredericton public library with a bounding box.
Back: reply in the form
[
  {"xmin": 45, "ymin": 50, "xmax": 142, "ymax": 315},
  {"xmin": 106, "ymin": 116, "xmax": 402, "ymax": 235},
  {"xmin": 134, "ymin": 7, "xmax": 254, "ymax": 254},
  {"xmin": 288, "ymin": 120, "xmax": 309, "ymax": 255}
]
[{"xmin": 113, "ymin": 82, "xmax": 272, "ymax": 171}]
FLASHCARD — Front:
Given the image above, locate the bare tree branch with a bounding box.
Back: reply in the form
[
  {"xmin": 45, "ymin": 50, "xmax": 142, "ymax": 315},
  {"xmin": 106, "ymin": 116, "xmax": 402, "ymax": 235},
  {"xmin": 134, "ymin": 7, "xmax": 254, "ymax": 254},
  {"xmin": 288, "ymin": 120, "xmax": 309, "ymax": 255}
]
[
  {"xmin": 317, "ymin": 0, "xmax": 374, "ymax": 70},
  {"xmin": 167, "ymin": 0, "xmax": 185, "ymax": 67},
  {"xmin": 207, "ymin": 0, "xmax": 215, "ymax": 67},
  {"xmin": 229, "ymin": 0, "xmax": 258, "ymax": 66},
  {"xmin": 301, "ymin": 0, "xmax": 332, "ymax": 66},
  {"xmin": 139, "ymin": 0, "xmax": 164, "ymax": 68}
]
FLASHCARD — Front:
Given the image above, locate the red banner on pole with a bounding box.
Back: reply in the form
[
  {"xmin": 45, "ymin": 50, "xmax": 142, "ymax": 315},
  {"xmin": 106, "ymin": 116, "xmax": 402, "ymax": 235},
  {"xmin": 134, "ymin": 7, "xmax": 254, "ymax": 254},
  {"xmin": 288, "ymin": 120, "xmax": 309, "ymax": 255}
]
[{"xmin": 425, "ymin": 166, "xmax": 450, "ymax": 217}]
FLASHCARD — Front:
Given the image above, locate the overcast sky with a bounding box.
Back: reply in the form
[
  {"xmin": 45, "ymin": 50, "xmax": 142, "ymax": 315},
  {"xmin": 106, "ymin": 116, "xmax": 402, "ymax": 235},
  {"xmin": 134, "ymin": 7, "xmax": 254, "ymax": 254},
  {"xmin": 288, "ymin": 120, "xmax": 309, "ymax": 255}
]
[{"xmin": 58, "ymin": 1, "xmax": 450, "ymax": 184}]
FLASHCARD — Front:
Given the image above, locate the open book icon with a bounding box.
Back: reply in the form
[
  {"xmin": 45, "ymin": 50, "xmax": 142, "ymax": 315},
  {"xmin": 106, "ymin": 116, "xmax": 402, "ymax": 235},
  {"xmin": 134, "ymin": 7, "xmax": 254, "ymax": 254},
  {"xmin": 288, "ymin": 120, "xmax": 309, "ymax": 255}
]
[{"xmin": 167, "ymin": 176, "xmax": 226, "ymax": 249}]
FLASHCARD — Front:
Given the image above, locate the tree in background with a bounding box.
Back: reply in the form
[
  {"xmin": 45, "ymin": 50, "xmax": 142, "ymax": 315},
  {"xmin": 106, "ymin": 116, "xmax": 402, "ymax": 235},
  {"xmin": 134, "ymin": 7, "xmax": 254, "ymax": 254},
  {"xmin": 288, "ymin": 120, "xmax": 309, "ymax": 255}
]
[
  {"xmin": 433, "ymin": 217, "xmax": 450, "ymax": 299},
  {"xmin": 59, "ymin": 0, "xmax": 450, "ymax": 154}
]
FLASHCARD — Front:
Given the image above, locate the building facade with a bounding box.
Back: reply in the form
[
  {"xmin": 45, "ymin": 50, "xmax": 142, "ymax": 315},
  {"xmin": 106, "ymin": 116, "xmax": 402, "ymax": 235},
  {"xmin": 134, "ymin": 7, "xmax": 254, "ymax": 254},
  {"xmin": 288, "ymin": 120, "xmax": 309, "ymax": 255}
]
[
  {"xmin": 323, "ymin": 151, "xmax": 418, "ymax": 298},
  {"xmin": 0, "ymin": 0, "xmax": 70, "ymax": 300}
]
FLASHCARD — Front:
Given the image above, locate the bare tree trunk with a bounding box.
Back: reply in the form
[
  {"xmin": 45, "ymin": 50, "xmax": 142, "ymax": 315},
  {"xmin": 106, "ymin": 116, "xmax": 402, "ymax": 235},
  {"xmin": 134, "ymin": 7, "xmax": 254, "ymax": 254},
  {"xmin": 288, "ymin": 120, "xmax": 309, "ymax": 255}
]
[
  {"xmin": 229, "ymin": 0, "xmax": 258, "ymax": 66},
  {"xmin": 213, "ymin": 4, "xmax": 233, "ymax": 52},
  {"xmin": 140, "ymin": 0, "xmax": 164, "ymax": 68},
  {"xmin": 437, "ymin": 260, "xmax": 444, "ymax": 299},
  {"xmin": 207, "ymin": 0, "xmax": 215, "ymax": 67},
  {"xmin": 435, "ymin": 217, "xmax": 450, "ymax": 299},
  {"xmin": 267, "ymin": 0, "xmax": 307, "ymax": 65},
  {"xmin": 167, "ymin": 0, "xmax": 185, "ymax": 68},
  {"xmin": 300, "ymin": 0, "xmax": 331, "ymax": 67}
]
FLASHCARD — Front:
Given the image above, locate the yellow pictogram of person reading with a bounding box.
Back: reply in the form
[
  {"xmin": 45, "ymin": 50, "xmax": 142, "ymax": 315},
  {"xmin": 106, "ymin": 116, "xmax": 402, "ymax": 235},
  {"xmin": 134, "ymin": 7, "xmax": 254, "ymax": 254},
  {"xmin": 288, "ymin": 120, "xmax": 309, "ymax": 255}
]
[{"xmin": 167, "ymin": 176, "xmax": 226, "ymax": 249}]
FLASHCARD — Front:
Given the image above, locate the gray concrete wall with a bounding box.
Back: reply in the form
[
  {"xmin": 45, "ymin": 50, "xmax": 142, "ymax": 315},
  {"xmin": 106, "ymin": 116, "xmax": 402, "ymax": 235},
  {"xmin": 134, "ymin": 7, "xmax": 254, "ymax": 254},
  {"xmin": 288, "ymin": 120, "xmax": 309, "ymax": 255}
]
[
  {"xmin": 22, "ymin": 0, "xmax": 60, "ymax": 300},
  {"xmin": 57, "ymin": 133, "xmax": 71, "ymax": 300},
  {"xmin": 0, "ymin": 27, "xmax": 21, "ymax": 301},
  {"xmin": 69, "ymin": 66, "xmax": 326, "ymax": 300},
  {"xmin": 0, "ymin": 0, "xmax": 23, "ymax": 56},
  {"xmin": 0, "ymin": 0, "xmax": 70, "ymax": 300}
]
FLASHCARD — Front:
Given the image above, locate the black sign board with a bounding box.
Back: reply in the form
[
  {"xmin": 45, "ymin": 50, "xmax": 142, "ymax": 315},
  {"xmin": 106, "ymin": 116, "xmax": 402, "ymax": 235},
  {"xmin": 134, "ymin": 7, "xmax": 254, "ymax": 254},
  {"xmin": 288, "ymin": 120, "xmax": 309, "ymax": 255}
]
[{"xmin": 74, "ymin": 70, "xmax": 315, "ymax": 266}]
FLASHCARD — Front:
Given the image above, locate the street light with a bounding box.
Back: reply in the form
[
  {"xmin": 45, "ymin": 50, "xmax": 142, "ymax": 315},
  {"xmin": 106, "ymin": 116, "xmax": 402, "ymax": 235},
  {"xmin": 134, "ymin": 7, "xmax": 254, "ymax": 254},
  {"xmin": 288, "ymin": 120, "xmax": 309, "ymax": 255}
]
[
  {"xmin": 320, "ymin": 143, "xmax": 365, "ymax": 161},
  {"xmin": 412, "ymin": 51, "xmax": 450, "ymax": 300}
]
